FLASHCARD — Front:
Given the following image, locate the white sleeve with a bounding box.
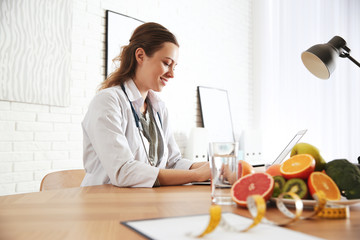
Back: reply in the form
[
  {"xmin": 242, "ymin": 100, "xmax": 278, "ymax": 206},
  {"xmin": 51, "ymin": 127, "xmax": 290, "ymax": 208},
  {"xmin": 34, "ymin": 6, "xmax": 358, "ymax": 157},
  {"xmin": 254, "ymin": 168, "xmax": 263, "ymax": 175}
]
[{"xmin": 82, "ymin": 91, "xmax": 159, "ymax": 187}]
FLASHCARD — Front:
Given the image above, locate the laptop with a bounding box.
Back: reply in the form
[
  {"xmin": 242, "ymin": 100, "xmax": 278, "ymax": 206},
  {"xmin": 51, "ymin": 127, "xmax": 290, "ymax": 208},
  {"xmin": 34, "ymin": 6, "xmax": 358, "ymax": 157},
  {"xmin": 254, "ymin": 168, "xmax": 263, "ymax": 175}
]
[
  {"xmin": 191, "ymin": 129, "xmax": 307, "ymax": 185},
  {"xmin": 270, "ymin": 129, "xmax": 307, "ymax": 165}
]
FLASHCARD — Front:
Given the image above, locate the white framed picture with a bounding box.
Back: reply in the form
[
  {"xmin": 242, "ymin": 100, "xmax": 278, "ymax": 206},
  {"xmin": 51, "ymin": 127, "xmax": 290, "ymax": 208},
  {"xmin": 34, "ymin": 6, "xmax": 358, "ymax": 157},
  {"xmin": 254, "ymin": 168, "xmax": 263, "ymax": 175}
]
[{"xmin": 105, "ymin": 11, "xmax": 144, "ymax": 77}]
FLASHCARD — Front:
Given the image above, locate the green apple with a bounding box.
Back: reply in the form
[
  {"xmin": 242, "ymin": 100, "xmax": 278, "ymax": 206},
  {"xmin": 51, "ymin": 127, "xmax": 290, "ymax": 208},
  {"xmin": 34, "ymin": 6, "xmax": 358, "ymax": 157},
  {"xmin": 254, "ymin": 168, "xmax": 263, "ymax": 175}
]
[{"xmin": 290, "ymin": 143, "xmax": 326, "ymax": 171}]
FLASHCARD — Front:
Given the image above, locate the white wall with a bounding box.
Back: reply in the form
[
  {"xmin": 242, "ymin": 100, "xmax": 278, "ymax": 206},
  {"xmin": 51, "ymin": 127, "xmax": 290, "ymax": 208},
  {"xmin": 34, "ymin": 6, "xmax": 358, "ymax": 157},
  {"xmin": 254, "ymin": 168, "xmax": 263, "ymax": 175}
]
[
  {"xmin": 0, "ymin": 0, "xmax": 253, "ymax": 195},
  {"xmin": 253, "ymin": 0, "xmax": 360, "ymax": 164}
]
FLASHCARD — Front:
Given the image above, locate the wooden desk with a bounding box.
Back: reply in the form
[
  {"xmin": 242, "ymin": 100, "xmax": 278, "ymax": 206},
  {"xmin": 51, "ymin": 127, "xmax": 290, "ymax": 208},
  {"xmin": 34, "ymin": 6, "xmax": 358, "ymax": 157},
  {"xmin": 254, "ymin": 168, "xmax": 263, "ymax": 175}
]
[{"xmin": 0, "ymin": 185, "xmax": 359, "ymax": 239}]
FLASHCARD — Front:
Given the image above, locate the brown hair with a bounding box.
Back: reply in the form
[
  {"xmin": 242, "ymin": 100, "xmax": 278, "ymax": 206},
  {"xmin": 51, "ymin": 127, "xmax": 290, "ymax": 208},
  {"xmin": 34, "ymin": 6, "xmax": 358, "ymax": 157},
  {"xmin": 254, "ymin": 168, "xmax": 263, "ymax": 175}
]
[{"xmin": 99, "ymin": 22, "xmax": 179, "ymax": 91}]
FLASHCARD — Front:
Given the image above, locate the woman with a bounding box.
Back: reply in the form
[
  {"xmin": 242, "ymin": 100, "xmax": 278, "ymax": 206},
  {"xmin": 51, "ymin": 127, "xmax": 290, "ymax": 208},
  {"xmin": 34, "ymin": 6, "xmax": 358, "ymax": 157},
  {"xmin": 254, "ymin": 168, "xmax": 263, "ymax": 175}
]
[{"xmin": 81, "ymin": 22, "xmax": 210, "ymax": 187}]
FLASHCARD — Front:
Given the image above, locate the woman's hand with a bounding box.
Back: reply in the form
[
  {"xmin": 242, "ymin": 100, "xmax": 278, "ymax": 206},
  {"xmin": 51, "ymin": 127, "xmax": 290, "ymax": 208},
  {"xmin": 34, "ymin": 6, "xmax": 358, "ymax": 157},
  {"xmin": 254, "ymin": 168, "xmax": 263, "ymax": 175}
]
[
  {"xmin": 192, "ymin": 162, "xmax": 211, "ymax": 182},
  {"xmin": 158, "ymin": 162, "xmax": 211, "ymax": 185},
  {"xmin": 190, "ymin": 161, "xmax": 208, "ymax": 169},
  {"xmin": 222, "ymin": 164, "xmax": 237, "ymax": 185}
]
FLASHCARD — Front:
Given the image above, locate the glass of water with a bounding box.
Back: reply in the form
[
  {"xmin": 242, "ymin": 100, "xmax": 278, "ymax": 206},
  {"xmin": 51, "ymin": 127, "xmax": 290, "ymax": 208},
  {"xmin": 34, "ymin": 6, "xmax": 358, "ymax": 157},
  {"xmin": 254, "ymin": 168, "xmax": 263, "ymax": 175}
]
[{"xmin": 209, "ymin": 142, "xmax": 239, "ymax": 205}]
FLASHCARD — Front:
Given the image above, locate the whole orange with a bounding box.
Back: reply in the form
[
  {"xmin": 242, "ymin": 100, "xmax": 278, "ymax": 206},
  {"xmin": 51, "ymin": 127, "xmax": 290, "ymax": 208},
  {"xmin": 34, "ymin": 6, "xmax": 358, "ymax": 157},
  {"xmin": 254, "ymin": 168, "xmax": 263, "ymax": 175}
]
[{"xmin": 265, "ymin": 164, "xmax": 282, "ymax": 177}]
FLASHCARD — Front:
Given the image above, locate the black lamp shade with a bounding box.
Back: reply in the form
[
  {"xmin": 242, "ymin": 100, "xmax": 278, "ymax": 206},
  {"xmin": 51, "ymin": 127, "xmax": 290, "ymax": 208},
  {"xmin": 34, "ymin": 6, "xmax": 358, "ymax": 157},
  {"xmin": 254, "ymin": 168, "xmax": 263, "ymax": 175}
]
[
  {"xmin": 301, "ymin": 36, "xmax": 352, "ymax": 79},
  {"xmin": 301, "ymin": 44, "xmax": 337, "ymax": 79}
]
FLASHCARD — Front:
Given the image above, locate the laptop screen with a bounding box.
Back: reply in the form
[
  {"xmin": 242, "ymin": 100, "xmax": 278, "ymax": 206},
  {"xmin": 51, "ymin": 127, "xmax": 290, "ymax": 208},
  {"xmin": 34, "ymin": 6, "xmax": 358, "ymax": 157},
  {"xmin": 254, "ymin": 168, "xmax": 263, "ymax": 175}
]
[{"xmin": 271, "ymin": 129, "xmax": 307, "ymax": 165}]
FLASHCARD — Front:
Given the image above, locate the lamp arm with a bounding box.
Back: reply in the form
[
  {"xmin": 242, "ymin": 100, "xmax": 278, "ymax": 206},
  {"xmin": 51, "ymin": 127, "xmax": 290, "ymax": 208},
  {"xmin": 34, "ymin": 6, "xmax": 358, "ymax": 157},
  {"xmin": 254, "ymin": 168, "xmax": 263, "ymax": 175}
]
[
  {"xmin": 347, "ymin": 55, "xmax": 360, "ymax": 68},
  {"xmin": 338, "ymin": 46, "xmax": 360, "ymax": 68}
]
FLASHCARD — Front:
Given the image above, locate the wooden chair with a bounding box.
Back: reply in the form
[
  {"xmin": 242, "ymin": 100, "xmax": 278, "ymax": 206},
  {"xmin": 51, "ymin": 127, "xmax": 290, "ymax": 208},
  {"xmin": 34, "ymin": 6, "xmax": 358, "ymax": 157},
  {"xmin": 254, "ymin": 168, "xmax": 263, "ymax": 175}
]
[{"xmin": 40, "ymin": 169, "xmax": 86, "ymax": 191}]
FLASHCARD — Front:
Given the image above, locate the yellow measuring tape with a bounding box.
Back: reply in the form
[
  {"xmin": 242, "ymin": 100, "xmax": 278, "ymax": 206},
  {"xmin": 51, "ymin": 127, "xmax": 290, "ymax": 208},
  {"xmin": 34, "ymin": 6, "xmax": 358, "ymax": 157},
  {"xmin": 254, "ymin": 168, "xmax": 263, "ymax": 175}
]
[
  {"xmin": 196, "ymin": 205, "xmax": 222, "ymax": 237},
  {"xmin": 316, "ymin": 204, "xmax": 349, "ymax": 219},
  {"xmin": 193, "ymin": 191, "xmax": 349, "ymax": 238},
  {"xmin": 187, "ymin": 195, "xmax": 266, "ymax": 237}
]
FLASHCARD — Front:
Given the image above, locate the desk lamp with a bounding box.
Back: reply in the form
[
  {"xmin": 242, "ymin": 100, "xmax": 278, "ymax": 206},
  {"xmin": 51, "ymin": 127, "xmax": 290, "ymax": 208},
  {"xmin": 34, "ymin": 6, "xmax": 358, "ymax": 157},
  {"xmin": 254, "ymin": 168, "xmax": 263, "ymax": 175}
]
[{"xmin": 301, "ymin": 36, "xmax": 360, "ymax": 79}]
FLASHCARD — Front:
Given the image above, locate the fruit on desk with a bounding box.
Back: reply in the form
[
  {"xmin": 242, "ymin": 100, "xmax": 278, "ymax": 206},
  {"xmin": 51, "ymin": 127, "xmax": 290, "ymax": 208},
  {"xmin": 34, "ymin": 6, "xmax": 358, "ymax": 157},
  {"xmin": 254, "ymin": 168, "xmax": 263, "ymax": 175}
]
[
  {"xmin": 308, "ymin": 171, "xmax": 341, "ymax": 201},
  {"xmin": 325, "ymin": 159, "xmax": 360, "ymax": 199},
  {"xmin": 282, "ymin": 178, "xmax": 308, "ymax": 199},
  {"xmin": 280, "ymin": 154, "xmax": 315, "ymax": 180},
  {"xmin": 231, "ymin": 172, "xmax": 274, "ymax": 207},
  {"xmin": 265, "ymin": 164, "xmax": 282, "ymax": 177},
  {"xmin": 238, "ymin": 160, "xmax": 255, "ymax": 178},
  {"xmin": 290, "ymin": 142, "xmax": 326, "ymax": 171},
  {"xmin": 272, "ymin": 175, "xmax": 286, "ymax": 198}
]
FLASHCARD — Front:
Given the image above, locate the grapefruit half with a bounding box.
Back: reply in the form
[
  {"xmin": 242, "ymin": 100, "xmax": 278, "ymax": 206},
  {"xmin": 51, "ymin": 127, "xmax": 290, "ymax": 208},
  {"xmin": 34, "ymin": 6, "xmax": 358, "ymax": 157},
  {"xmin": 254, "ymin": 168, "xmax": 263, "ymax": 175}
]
[{"xmin": 231, "ymin": 172, "xmax": 274, "ymax": 207}]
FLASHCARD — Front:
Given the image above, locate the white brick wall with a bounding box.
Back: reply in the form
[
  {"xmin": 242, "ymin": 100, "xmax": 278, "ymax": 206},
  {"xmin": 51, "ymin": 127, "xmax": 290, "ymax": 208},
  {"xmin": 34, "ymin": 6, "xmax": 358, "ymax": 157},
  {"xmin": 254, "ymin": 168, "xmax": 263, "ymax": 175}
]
[{"xmin": 0, "ymin": 0, "xmax": 253, "ymax": 195}]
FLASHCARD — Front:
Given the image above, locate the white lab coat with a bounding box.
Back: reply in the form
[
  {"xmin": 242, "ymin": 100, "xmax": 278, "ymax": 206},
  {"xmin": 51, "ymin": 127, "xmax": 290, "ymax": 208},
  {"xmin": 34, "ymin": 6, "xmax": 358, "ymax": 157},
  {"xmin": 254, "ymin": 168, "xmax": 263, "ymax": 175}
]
[{"xmin": 81, "ymin": 80, "xmax": 193, "ymax": 187}]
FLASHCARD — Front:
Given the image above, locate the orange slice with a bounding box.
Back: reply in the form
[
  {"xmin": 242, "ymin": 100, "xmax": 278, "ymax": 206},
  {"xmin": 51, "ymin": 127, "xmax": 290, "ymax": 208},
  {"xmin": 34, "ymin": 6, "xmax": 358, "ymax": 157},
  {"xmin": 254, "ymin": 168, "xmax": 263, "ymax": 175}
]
[
  {"xmin": 280, "ymin": 154, "xmax": 315, "ymax": 179},
  {"xmin": 308, "ymin": 172, "xmax": 341, "ymax": 201},
  {"xmin": 238, "ymin": 160, "xmax": 255, "ymax": 178}
]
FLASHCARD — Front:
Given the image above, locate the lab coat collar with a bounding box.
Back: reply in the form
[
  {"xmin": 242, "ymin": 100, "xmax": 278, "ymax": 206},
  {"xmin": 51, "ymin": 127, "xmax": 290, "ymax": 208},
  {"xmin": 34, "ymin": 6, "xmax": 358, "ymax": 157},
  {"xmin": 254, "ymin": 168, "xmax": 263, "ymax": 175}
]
[
  {"xmin": 123, "ymin": 79, "xmax": 165, "ymax": 114},
  {"xmin": 123, "ymin": 80, "xmax": 143, "ymax": 102},
  {"xmin": 147, "ymin": 90, "xmax": 165, "ymax": 114}
]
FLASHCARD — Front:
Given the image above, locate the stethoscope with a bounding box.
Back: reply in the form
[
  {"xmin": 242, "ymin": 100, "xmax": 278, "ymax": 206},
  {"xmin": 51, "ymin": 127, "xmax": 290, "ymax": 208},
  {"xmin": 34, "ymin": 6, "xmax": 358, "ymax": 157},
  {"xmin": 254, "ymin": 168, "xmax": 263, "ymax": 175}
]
[{"xmin": 121, "ymin": 84, "xmax": 162, "ymax": 166}]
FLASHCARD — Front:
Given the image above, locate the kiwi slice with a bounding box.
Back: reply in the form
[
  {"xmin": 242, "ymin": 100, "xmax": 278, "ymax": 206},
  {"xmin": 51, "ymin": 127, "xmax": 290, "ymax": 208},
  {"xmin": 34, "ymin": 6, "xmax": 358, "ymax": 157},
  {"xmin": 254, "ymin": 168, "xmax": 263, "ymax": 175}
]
[
  {"xmin": 282, "ymin": 178, "xmax": 308, "ymax": 199},
  {"xmin": 272, "ymin": 176, "xmax": 286, "ymax": 198}
]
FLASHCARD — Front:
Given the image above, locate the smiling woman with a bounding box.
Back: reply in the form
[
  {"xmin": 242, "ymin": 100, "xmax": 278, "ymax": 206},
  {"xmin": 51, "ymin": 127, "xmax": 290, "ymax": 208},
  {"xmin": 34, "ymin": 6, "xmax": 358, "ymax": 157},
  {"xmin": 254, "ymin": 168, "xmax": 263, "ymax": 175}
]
[
  {"xmin": 81, "ymin": 22, "xmax": 211, "ymax": 188},
  {"xmin": 133, "ymin": 41, "xmax": 178, "ymax": 98}
]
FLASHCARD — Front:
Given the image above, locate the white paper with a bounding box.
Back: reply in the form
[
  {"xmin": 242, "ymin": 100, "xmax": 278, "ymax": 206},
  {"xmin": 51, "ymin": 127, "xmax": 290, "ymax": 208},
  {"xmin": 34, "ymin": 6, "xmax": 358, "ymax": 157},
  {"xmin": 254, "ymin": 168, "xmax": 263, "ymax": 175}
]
[{"xmin": 123, "ymin": 213, "xmax": 324, "ymax": 240}]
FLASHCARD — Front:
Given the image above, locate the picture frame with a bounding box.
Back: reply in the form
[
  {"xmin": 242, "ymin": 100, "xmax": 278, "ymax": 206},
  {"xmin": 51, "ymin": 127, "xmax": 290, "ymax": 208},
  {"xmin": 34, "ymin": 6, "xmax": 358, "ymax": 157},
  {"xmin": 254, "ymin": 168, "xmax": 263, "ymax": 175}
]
[{"xmin": 105, "ymin": 10, "xmax": 144, "ymax": 77}]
